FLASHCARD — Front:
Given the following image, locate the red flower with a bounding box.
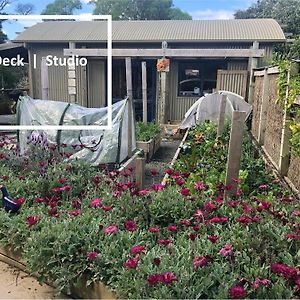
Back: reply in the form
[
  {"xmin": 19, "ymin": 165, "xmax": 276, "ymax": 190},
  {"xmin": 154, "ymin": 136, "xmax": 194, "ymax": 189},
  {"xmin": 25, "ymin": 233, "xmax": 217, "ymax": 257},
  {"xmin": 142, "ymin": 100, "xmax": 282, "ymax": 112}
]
[
  {"xmin": 102, "ymin": 205, "xmax": 113, "ymax": 212},
  {"xmin": 59, "ymin": 178, "xmax": 67, "ymax": 184},
  {"xmin": 26, "ymin": 216, "xmax": 39, "ymax": 227},
  {"xmin": 292, "ymin": 211, "xmax": 300, "ymax": 217},
  {"xmin": 252, "ymin": 277, "xmax": 271, "ymax": 289},
  {"xmin": 87, "ymin": 251, "xmax": 98, "ymax": 261},
  {"xmin": 153, "ymin": 257, "xmax": 161, "ymax": 266},
  {"xmin": 148, "ymin": 227, "xmax": 160, "ymax": 233},
  {"xmin": 193, "ymin": 256, "xmax": 211, "ymax": 269},
  {"xmin": 204, "ymin": 202, "xmax": 217, "ymax": 212},
  {"xmin": 15, "ymin": 198, "xmax": 25, "ymax": 205},
  {"xmin": 51, "ymin": 187, "xmax": 61, "ymax": 193},
  {"xmin": 69, "ymin": 210, "xmax": 81, "ymax": 216},
  {"xmin": 228, "ymin": 201, "xmax": 239, "ymax": 208},
  {"xmin": 194, "ymin": 181, "xmax": 206, "ymax": 191},
  {"xmin": 35, "ymin": 197, "xmax": 45, "ymax": 203},
  {"xmin": 208, "ymin": 235, "xmax": 218, "ymax": 243},
  {"xmin": 271, "ymin": 263, "xmax": 298, "ymax": 279},
  {"xmin": 194, "ymin": 209, "xmax": 204, "ymax": 219},
  {"xmin": 287, "ymin": 233, "xmax": 300, "ymax": 240},
  {"xmin": 130, "ymin": 245, "xmax": 145, "ymax": 255},
  {"xmin": 167, "ymin": 225, "xmax": 177, "ymax": 232},
  {"xmin": 161, "ymin": 272, "xmax": 177, "ymax": 285},
  {"xmin": 90, "ymin": 198, "xmax": 102, "ymax": 208},
  {"xmin": 92, "ymin": 176, "xmax": 101, "ymax": 186},
  {"xmin": 210, "ymin": 217, "xmax": 229, "ymax": 224},
  {"xmin": 175, "ymin": 179, "xmax": 185, "ymax": 186},
  {"xmin": 237, "ymin": 215, "xmax": 253, "ymax": 225},
  {"xmin": 124, "ymin": 257, "xmax": 139, "ymax": 269},
  {"xmin": 72, "ymin": 199, "xmax": 82, "ymax": 209},
  {"xmin": 60, "ymin": 185, "xmax": 72, "ymax": 192},
  {"xmin": 152, "ymin": 184, "xmax": 165, "ymax": 192},
  {"xmin": 138, "ymin": 189, "xmax": 149, "ymax": 196},
  {"xmin": 180, "ymin": 219, "xmax": 191, "ymax": 226},
  {"xmin": 165, "ymin": 169, "xmax": 174, "ymax": 175},
  {"xmin": 103, "ymin": 225, "xmax": 118, "ymax": 235},
  {"xmin": 257, "ymin": 200, "xmax": 271, "ymax": 212},
  {"xmin": 181, "ymin": 188, "xmax": 191, "ymax": 196},
  {"xmin": 48, "ymin": 207, "xmax": 59, "ymax": 217},
  {"xmin": 229, "ymin": 285, "xmax": 246, "ymax": 299},
  {"xmin": 125, "ymin": 220, "xmax": 137, "ymax": 232},
  {"xmin": 220, "ymin": 244, "xmax": 233, "ymax": 257},
  {"xmin": 158, "ymin": 239, "xmax": 173, "ymax": 246},
  {"xmin": 193, "ymin": 226, "xmax": 201, "ymax": 232},
  {"xmin": 189, "ymin": 233, "xmax": 197, "ymax": 241},
  {"xmin": 150, "ymin": 169, "xmax": 159, "ymax": 176},
  {"xmin": 147, "ymin": 273, "xmax": 163, "ymax": 286},
  {"xmin": 259, "ymin": 184, "xmax": 269, "ymax": 190}
]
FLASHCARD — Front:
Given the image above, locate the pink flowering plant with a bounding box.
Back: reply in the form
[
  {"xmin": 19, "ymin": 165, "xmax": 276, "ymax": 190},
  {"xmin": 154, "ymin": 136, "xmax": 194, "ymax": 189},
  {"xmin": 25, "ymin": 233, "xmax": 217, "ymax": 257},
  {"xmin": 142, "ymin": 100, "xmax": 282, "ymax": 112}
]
[{"xmin": 0, "ymin": 124, "xmax": 299, "ymax": 298}]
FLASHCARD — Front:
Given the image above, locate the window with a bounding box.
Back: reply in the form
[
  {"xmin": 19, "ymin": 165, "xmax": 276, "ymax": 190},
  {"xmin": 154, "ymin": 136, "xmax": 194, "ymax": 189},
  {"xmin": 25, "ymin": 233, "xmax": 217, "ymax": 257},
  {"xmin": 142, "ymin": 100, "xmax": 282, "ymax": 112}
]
[{"xmin": 177, "ymin": 60, "xmax": 227, "ymax": 97}]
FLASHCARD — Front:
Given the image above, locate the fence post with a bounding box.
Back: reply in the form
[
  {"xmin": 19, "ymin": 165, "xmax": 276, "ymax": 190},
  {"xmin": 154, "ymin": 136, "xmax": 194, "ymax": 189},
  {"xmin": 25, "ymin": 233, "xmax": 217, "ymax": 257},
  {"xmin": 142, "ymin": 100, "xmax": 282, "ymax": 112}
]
[
  {"xmin": 248, "ymin": 41, "xmax": 259, "ymax": 104},
  {"xmin": 258, "ymin": 68, "xmax": 270, "ymax": 145},
  {"xmin": 135, "ymin": 156, "xmax": 145, "ymax": 189},
  {"xmin": 41, "ymin": 57, "xmax": 49, "ymax": 100},
  {"xmin": 217, "ymin": 94, "xmax": 227, "ymax": 136},
  {"xmin": 126, "ymin": 57, "xmax": 133, "ymax": 158},
  {"xmin": 278, "ymin": 67, "xmax": 291, "ymax": 176},
  {"xmin": 225, "ymin": 111, "xmax": 246, "ymax": 198},
  {"xmin": 142, "ymin": 61, "xmax": 148, "ymax": 123}
]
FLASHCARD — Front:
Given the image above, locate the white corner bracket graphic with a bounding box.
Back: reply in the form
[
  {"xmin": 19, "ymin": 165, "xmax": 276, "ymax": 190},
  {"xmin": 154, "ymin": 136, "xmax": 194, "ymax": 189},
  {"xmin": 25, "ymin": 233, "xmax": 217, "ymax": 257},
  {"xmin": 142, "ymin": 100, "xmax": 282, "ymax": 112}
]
[{"xmin": 0, "ymin": 14, "xmax": 112, "ymax": 131}]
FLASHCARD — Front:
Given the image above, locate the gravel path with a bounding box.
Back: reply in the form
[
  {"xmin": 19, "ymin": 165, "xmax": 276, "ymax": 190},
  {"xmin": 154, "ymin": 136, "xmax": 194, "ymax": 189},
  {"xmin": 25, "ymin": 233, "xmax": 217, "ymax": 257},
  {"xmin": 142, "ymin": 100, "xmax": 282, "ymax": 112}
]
[{"xmin": 144, "ymin": 138, "xmax": 181, "ymax": 187}]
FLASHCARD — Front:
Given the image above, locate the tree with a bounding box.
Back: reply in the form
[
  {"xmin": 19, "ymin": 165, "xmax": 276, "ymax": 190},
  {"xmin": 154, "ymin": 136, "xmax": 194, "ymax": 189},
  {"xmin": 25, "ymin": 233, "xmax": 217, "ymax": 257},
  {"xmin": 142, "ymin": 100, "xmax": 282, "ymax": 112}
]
[
  {"xmin": 15, "ymin": 3, "xmax": 34, "ymax": 15},
  {"xmin": 234, "ymin": 0, "xmax": 300, "ymax": 37},
  {"xmin": 89, "ymin": 0, "xmax": 192, "ymax": 20},
  {"xmin": 41, "ymin": 0, "xmax": 82, "ymax": 15}
]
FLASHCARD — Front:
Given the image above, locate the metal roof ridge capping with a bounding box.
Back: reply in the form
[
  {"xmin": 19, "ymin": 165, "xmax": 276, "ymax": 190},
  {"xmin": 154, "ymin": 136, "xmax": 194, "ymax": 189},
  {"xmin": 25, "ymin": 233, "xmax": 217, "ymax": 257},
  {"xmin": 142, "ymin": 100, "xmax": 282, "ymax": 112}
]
[{"xmin": 14, "ymin": 18, "xmax": 286, "ymax": 43}]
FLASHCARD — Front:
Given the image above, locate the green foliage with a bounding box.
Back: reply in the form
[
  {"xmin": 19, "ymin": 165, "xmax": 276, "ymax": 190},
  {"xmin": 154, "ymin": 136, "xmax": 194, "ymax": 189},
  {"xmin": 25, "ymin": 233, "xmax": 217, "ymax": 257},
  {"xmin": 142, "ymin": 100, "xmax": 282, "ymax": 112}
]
[
  {"xmin": 41, "ymin": 0, "xmax": 82, "ymax": 15},
  {"xmin": 136, "ymin": 121, "xmax": 161, "ymax": 142},
  {"xmin": 0, "ymin": 123, "xmax": 298, "ymax": 298},
  {"xmin": 275, "ymin": 60, "xmax": 300, "ymax": 157},
  {"xmin": 90, "ymin": 0, "xmax": 192, "ymax": 20}
]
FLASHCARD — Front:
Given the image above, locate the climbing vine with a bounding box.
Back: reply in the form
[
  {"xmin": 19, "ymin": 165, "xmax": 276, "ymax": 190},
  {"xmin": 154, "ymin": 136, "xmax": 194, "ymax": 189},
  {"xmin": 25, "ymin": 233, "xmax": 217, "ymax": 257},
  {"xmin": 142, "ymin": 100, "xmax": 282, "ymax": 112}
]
[{"xmin": 276, "ymin": 60, "xmax": 300, "ymax": 158}]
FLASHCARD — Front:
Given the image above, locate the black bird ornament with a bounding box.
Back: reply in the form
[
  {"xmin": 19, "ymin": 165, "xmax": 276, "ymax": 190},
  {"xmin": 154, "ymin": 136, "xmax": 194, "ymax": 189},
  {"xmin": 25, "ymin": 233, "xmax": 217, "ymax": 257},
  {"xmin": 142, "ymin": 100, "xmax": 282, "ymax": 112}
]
[{"xmin": 0, "ymin": 185, "xmax": 21, "ymax": 213}]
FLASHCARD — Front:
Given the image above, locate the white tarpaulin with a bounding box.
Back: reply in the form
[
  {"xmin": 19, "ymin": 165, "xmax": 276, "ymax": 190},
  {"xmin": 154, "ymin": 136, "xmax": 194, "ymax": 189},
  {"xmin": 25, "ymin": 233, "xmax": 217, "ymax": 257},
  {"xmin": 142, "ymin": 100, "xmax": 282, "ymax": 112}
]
[
  {"xmin": 179, "ymin": 91, "xmax": 252, "ymax": 129},
  {"xmin": 17, "ymin": 96, "xmax": 136, "ymax": 165}
]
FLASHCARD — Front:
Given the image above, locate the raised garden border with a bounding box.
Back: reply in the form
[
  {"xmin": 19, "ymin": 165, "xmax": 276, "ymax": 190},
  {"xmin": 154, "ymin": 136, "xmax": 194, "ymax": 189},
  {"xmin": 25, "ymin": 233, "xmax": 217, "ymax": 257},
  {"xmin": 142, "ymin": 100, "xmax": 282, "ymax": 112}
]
[
  {"xmin": 136, "ymin": 132, "xmax": 161, "ymax": 161},
  {"xmin": 0, "ymin": 246, "xmax": 116, "ymax": 299}
]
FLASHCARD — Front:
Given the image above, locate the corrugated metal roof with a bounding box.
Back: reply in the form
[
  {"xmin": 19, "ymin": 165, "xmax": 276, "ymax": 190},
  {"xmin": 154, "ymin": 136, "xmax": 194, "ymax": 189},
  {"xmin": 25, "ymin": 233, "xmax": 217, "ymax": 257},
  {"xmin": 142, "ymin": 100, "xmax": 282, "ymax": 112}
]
[{"xmin": 14, "ymin": 19, "xmax": 286, "ymax": 43}]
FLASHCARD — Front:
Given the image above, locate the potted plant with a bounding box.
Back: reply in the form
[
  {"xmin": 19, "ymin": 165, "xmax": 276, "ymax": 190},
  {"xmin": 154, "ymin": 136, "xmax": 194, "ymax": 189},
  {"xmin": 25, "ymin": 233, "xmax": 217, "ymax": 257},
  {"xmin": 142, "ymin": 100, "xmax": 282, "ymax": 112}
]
[{"xmin": 136, "ymin": 122, "xmax": 162, "ymax": 161}]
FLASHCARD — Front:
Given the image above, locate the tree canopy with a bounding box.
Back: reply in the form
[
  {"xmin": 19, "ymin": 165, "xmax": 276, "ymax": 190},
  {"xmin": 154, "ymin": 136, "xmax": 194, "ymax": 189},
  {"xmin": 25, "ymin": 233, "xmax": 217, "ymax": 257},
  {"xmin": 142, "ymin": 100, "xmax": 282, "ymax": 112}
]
[
  {"xmin": 234, "ymin": 0, "xmax": 300, "ymax": 37},
  {"xmin": 41, "ymin": 0, "xmax": 82, "ymax": 15},
  {"xmin": 89, "ymin": 0, "xmax": 192, "ymax": 20}
]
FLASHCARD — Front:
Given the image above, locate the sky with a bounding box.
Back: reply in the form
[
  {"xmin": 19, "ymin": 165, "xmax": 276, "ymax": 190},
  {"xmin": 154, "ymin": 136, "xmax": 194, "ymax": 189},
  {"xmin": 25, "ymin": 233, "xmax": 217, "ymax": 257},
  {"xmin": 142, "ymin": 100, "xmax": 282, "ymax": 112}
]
[{"xmin": 2, "ymin": 0, "xmax": 257, "ymax": 40}]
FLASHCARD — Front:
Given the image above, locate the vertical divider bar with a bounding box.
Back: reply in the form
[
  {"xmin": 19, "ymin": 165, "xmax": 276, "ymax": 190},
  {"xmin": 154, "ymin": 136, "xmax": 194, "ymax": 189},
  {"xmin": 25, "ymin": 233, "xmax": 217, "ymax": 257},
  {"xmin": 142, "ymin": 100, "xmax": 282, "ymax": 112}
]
[
  {"xmin": 126, "ymin": 57, "xmax": 133, "ymax": 158},
  {"xmin": 142, "ymin": 61, "xmax": 148, "ymax": 123}
]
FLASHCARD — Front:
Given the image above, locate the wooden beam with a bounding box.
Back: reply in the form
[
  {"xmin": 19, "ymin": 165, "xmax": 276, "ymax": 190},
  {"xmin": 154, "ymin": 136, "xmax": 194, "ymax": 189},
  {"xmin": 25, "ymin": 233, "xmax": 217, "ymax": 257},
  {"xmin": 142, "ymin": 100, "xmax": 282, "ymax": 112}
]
[
  {"xmin": 248, "ymin": 41, "xmax": 259, "ymax": 104},
  {"xmin": 142, "ymin": 61, "xmax": 147, "ymax": 123},
  {"xmin": 135, "ymin": 156, "xmax": 145, "ymax": 189},
  {"xmin": 64, "ymin": 48, "xmax": 265, "ymax": 58},
  {"xmin": 126, "ymin": 57, "xmax": 133, "ymax": 158},
  {"xmin": 225, "ymin": 111, "xmax": 246, "ymax": 198}
]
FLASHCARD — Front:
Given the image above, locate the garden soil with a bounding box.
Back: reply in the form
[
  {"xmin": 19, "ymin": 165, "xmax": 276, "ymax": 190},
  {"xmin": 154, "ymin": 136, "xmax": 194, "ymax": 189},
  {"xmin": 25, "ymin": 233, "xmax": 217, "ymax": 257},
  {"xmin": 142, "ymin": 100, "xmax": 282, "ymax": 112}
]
[{"xmin": 0, "ymin": 261, "xmax": 70, "ymax": 299}]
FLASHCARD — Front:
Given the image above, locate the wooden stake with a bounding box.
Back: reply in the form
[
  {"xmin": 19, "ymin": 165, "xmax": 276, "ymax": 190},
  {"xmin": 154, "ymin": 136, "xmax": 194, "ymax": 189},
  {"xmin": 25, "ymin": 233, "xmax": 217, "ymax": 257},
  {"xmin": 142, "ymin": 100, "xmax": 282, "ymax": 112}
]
[
  {"xmin": 258, "ymin": 68, "xmax": 270, "ymax": 145},
  {"xmin": 225, "ymin": 111, "xmax": 246, "ymax": 197},
  {"xmin": 41, "ymin": 57, "xmax": 49, "ymax": 100},
  {"xmin": 142, "ymin": 61, "xmax": 148, "ymax": 123},
  {"xmin": 135, "ymin": 156, "xmax": 145, "ymax": 189},
  {"xmin": 126, "ymin": 57, "xmax": 133, "ymax": 158},
  {"xmin": 217, "ymin": 94, "xmax": 227, "ymax": 136},
  {"xmin": 159, "ymin": 71, "xmax": 167, "ymax": 124}
]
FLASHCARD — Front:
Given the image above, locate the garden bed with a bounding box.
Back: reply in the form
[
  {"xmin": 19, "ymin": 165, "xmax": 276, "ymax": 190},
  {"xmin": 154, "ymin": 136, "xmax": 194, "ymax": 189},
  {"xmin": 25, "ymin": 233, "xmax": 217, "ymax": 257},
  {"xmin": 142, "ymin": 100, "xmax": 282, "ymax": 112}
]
[
  {"xmin": 0, "ymin": 123, "xmax": 299, "ymax": 299},
  {"xmin": 0, "ymin": 246, "xmax": 115, "ymax": 299},
  {"xmin": 136, "ymin": 133, "xmax": 161, "ymax": 161}
]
